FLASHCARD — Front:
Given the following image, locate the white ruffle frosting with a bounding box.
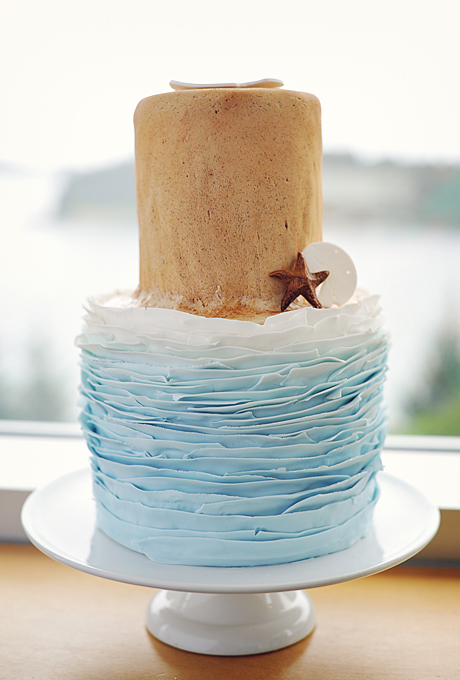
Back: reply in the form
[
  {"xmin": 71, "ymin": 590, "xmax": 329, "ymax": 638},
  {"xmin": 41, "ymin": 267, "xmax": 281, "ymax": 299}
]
[{"xmin": 77, "ymin": 294, "xmax": 389, "ymax": 567}]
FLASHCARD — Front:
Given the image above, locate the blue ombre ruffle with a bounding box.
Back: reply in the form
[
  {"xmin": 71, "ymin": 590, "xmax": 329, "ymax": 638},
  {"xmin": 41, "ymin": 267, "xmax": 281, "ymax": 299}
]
[{"xmin": 77, "ymin": 294, "xmax": 389, "ymax": 567}]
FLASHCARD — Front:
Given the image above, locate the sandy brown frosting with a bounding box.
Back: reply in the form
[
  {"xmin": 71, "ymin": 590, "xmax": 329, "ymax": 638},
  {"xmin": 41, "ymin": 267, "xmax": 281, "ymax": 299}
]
[{"xmin": 134, "ymin": 86, "xmax": 322, "ymax": 318}]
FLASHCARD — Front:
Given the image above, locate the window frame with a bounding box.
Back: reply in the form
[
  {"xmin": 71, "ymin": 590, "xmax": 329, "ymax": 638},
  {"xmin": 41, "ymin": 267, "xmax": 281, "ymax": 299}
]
[{"xmin": 1, "ymin": 421, "xmax": 459, "ymax": 565}]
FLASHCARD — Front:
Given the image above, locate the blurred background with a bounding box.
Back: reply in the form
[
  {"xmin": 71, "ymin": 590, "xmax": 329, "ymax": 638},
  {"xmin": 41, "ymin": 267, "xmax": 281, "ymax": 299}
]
[{"xmin": 1, "ymin": 0, "xmax": 460, "ymax": 434}]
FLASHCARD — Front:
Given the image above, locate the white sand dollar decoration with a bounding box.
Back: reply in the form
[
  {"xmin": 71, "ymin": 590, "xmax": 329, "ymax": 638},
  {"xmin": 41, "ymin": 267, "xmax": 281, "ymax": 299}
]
[{"xmin": 302, "ymin": 242, "xmax": 357, "ymax": 307}]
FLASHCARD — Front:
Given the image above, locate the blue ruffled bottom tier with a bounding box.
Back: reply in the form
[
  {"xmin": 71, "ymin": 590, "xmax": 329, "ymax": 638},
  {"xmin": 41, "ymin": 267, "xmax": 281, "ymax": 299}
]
[{"xmin": 77, "ymin": 295, "xmax": 389, "ymax": 567}]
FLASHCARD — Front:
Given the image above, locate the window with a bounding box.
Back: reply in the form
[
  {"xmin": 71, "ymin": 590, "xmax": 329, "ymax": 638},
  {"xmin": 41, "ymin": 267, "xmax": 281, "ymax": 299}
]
[{"xmin": 1, "ymin": 2, "xmax": 460, "ymax": 436}]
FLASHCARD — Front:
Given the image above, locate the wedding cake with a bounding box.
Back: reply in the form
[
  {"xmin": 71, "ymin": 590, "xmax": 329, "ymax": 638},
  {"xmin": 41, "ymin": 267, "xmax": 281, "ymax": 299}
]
[{"xmin": 77, "ymin": 79, "xmax": 388, "ymax": 567}]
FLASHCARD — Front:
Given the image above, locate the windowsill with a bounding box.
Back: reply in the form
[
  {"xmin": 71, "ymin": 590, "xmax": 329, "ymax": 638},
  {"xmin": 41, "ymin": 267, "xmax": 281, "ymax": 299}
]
[
  {"xmin": 3, "ymin": 545, "xmax": 458, "ymax": 678},
  {"xmin": 1, "ymin": 421, "xmax": 459, "ymax": 564}
]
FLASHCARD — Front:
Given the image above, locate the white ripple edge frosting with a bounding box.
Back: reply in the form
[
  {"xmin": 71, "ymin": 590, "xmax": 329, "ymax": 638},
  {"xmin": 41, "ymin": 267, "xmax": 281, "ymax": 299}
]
[{"xmin": 76, "ymin": 294, "xmax": 389, "ymax": 567}]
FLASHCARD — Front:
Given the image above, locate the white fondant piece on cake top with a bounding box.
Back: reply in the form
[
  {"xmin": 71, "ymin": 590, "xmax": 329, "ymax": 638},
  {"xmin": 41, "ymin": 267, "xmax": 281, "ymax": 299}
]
[
  {"xmin": 303, "ymin": 242, "xmax": 358, "ymax": 307},
  {"xmin": 170, "ymin": 78, "xmax": 284, "ymax": 90}
]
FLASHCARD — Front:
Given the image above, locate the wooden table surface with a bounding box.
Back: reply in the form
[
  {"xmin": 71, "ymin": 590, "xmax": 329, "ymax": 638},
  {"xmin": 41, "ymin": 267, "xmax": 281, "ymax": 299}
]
[{"xmin": 1, "ymin": 544, "xmax": 459, "ymax": 680}]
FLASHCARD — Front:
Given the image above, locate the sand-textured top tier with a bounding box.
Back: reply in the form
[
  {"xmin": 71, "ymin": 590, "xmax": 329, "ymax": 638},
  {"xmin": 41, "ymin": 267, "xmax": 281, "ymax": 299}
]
[{"xmin": 134, "ymin": 85, "xmax": 322, "ymax": 319}]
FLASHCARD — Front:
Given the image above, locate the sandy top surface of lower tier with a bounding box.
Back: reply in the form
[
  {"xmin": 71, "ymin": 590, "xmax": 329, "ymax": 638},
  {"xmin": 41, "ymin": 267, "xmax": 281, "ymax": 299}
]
[{"xmin": 97, "ymin": 289, "xmax": 370, "ymax": 324}]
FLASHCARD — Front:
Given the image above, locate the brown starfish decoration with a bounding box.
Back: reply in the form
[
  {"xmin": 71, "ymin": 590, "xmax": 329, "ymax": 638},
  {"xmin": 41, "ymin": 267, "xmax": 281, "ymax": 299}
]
[{"xmin": 269, "ymin": 252, "xmax": 330, "ymax": 311}]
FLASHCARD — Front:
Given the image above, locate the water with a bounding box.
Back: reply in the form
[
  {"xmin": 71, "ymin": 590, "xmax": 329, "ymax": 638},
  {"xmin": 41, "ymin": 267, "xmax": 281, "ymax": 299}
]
[
  {"xmin": 326, "ymin": 221, "xmax": 460, "ymax": 423},
  {"xmin": 0, "ymin": 172, "xmax": 138, "ymax": 420},
  {"xmin": 2, "ymin": 172, "xmax": 460, "ymax": 426}
]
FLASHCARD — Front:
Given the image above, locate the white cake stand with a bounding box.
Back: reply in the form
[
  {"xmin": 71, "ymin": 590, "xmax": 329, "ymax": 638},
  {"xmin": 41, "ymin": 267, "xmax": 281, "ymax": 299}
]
[{"xmin": 21, "ymin": 469, "xmax": 439, "ymax": 656}]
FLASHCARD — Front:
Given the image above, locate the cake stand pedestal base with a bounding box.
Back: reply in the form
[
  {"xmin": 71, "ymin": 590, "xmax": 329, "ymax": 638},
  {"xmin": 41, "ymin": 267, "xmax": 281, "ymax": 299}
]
[{"xmin": 146, "ymin": 589, "xmax": 315, "ymax": 655}]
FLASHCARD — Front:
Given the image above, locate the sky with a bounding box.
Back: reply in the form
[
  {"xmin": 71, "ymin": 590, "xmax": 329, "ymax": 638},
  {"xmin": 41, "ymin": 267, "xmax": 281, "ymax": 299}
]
[{"xmin": 1, "ymin": 0, "xmax": 460, "ymax": 171}]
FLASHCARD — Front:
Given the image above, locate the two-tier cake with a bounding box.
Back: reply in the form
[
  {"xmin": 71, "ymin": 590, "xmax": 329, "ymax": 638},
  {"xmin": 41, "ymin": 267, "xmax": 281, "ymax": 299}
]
[{"xmin": 77, "ymin": 80, "xmax": 388, "ymax": 567}]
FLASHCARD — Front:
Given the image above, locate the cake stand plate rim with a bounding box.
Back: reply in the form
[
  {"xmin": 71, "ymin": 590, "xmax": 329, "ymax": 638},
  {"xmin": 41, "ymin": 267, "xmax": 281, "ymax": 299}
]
[{"xmin": 21, "ymin": 468, "xmax": 440, "ymax": 593}]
